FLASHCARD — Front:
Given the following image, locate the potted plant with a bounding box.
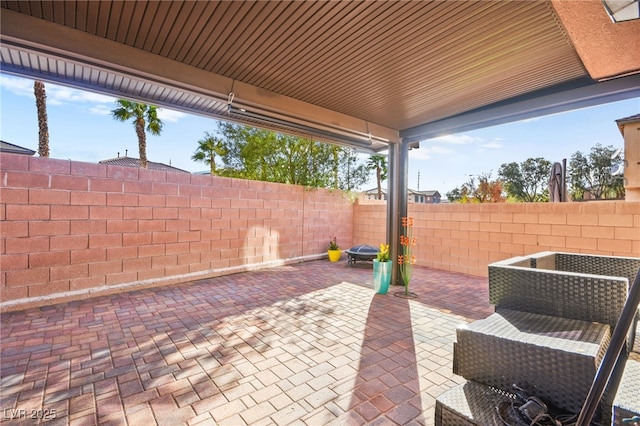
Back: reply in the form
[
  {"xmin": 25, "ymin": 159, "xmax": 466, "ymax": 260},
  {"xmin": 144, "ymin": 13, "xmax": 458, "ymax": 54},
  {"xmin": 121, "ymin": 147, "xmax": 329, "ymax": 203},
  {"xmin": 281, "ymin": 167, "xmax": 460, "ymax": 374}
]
[
  {"xmin": 373, "ymin": 243, "xmax": 391, "ymax": 294},
  {"xmin": 328, "ymin": 237, "xmax": 341, "ymax": 262},
  {"xmin": 396, "ymin": 216, "xmax": 417, "ymax": 298}
]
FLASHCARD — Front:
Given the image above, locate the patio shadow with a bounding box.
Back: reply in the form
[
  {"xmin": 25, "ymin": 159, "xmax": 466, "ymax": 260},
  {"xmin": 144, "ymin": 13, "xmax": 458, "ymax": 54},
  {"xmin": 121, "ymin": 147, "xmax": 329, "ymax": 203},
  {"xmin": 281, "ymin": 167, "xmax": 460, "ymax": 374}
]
[
  {"xmin": 0, "ymin": 261, "xmax": 492, "ymax": 425},
  {"xmin": 339, "ymin": 293, "xmax": 425, "ymax": 424}
]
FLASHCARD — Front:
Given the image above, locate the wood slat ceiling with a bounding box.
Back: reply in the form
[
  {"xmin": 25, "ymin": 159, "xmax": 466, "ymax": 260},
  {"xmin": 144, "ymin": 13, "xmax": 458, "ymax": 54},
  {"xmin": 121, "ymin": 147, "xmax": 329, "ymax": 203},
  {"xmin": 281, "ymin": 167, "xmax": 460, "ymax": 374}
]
[{"xmin": 1, "ymin": 1, "xmax": 589, "ymax": 134}]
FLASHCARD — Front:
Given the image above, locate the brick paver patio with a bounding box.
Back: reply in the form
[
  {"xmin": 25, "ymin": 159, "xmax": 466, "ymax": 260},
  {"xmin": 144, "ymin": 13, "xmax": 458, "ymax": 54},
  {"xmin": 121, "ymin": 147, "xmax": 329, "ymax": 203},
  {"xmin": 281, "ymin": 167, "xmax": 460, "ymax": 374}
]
[{"xmin": 1, "ymin": 260, "xmax": 493, "ymax": 425}]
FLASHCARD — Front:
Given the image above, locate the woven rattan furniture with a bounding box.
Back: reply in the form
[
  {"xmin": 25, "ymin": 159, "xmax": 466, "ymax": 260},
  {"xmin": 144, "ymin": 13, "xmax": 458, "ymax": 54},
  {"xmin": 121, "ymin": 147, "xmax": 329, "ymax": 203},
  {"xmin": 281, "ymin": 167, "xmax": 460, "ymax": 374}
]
[
  {"xmin": 488, "ymin": 251, "xmax": 640, "ymax": 348},
  {"xmin": 488, "ymin": 252, "xmax": 639, "ymax": 330},
  {"xmin": 453, "ymin": 308, "xmax": 611, "ymax": 415},
  {"xmin": 536, "ymin": 252, "xmax": 640, "ymax": 285},
  {"xmin": 436, "ymin": 252, "xmax": 640, "ymax": 426},
  {"xmin": 612, "ymin": 352, "xmax": 640, "ymax": 426},
  {"xmin": 435, "ymin": 380, "xmax": 515, "ymax": 425}
]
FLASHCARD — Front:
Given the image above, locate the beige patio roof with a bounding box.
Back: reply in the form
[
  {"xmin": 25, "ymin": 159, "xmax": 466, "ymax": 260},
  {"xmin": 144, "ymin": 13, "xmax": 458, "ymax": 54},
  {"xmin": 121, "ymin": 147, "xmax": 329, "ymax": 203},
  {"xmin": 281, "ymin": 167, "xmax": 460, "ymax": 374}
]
[{"xmin": 1, "ymin": 0, "xmax": 639, "ymax": 153}]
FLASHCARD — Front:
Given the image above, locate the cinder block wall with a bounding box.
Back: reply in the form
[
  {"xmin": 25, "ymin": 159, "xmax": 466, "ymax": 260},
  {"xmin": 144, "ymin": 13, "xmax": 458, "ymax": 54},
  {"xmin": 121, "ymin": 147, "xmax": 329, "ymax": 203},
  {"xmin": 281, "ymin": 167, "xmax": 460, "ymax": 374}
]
[
  {"xmin": 352, "ymin": 199, "xmax": 387, "ymax": 247},
  {"xmin": 0, "ymin": 154, "xmax": 353, "ymax": 309},
  {"xmin": 2, "ymin": 153, "xmax": 638, "ymax": 310},
  {"xmin": 355, "ymin": 198, "xmax": 640, "ymax": 277}
]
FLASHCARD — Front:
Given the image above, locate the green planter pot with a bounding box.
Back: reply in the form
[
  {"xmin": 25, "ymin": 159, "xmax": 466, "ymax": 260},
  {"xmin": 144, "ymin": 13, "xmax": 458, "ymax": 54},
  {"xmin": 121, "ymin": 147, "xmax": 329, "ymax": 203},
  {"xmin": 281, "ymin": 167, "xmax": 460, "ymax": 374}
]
[{"xmin": 373, "ymin": 260, "xmax": 392, "ymax": 294}]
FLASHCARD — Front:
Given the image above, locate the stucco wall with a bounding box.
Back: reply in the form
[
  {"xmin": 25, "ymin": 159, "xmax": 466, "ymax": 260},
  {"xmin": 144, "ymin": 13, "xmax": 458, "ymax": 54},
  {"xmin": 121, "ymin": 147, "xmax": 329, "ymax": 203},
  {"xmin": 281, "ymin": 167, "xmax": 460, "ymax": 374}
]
[
  {"xmin": 354, "ymin": 198, "xmax": 640, "ymax": 277},
  {"xmin": 622, "ymin": 116, "xmax": 640, "ymax": 201},
  {"xmin": 0, "ymin": 154, "xmax": 353, "ymax": 309}
]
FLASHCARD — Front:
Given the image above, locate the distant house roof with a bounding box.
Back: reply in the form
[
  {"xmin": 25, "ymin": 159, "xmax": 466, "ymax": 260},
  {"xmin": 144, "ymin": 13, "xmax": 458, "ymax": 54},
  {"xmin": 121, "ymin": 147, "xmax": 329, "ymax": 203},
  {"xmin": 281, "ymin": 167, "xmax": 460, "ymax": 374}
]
[
  {"xmin": 99, "ymin": 155, "xmax": 189, "ymax": 173},
  {"xmin": 363, "ymin": 188, "xmax": 440, "ymax": 196},
  {"xmin": 616, "ymin": 113, "xmax": 640, "ymax": 135},
  {"xmin": 0, "ymin": 140, "xmax": 36, "ymax": 155},
  {"xmin": 409, "ymin": 189, "xmax": 441, "ymax": 197}
]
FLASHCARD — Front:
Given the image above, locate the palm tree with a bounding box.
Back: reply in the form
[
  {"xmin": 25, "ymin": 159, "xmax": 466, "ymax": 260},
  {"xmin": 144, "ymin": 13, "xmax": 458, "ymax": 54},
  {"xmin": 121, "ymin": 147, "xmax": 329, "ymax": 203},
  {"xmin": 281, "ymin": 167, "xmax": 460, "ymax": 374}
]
[
  {"xmin": 111, "ymin": 100, "xmax": 163, "ymax": 169},
  {"xmin": 191, "ymin": 132, "xmax": 226, "ymax": 175},
  {"xmin": 366, "ymin": 154, "xmax": 388, "ymax": 200},
  {"xmin": 34, "ymin": 81, "xmax": 50, "ymax": 157}
]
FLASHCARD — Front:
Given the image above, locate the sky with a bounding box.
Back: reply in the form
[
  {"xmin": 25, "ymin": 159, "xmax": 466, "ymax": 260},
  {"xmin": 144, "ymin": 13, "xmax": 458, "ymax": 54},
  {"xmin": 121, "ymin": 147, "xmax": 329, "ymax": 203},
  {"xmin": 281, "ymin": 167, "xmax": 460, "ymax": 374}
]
[{"xmin": 1, "ymin": 73, "xmax": 638, "ymax": 196}]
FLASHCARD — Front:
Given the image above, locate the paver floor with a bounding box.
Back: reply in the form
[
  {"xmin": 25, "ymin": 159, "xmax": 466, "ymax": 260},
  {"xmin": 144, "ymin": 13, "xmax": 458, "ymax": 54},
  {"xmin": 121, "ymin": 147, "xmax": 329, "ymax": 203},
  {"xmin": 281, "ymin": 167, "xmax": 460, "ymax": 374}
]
[{"xmin": 1, "ymin": 260, "xmax": 493, "ymax": 425}]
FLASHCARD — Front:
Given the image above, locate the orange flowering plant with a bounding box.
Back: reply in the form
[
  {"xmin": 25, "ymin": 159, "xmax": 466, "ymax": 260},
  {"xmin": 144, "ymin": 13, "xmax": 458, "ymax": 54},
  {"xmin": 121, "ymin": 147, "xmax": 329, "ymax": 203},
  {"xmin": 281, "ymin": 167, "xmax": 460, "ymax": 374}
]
[{"xmin": 398, "ymin": 217, "xmax": 417, "ymax": 295}]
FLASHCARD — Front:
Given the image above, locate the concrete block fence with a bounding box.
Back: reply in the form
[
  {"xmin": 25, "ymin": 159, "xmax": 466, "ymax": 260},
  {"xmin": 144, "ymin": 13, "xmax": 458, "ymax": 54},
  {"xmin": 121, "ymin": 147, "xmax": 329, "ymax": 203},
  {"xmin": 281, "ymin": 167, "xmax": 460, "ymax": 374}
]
[
  {"xmin": 1, "ymin": 153, "xmax": 639, "ymax": 310},
  {"xmin": 0, "ymin": 154, "xmax": 353, "ymax": 310},
  {"xmin": 354, "ymin": 199, "xmax": 640, "ymax": 277}
]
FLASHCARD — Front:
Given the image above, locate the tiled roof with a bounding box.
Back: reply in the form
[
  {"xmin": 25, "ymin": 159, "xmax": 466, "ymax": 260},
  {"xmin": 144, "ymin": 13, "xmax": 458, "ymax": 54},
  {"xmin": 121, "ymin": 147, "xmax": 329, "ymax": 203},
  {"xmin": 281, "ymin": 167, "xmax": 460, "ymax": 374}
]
[
  {"xmin": 99, "ymin": 156, "xmax": 189, "ymax": 173},
  {"xmin": 0, "ymin": 140, "xmax": 36, "ymax": 155}
]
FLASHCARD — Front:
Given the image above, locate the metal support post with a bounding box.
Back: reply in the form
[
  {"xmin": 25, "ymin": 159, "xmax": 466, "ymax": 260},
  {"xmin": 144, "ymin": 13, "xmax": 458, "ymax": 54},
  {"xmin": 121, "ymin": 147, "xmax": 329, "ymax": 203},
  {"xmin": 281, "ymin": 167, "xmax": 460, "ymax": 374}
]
[{"xmin": 387, "ymin": 139, "xmax": 409, "ymax": 286}]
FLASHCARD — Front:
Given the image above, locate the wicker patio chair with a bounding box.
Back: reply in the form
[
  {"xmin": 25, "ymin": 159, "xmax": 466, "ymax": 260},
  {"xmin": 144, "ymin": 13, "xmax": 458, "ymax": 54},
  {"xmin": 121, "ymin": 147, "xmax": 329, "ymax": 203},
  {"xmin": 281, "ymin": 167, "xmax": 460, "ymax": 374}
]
[
  {"xmin": 488, "ymin": 251, "xmax": 640, "ymax": 347},
  {"xmin": 453, "ymin": 308, "xmax": 611, "ymax": 415}
]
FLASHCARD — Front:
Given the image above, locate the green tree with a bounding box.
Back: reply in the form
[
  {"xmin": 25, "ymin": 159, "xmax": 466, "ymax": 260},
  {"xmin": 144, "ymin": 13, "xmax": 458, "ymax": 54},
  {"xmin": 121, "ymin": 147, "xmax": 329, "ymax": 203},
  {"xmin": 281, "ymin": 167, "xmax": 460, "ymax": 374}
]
[
  {"xmin": 611, "ymin": 170, "xmax": 625, "ymax": 199},
  {"xmin": 336, "ymin": 148, "xmax": 369, "ymax": 191},
  {"xmin": 498, "ymin": 157, "xmax": 552, "ymax": 202},
  {"xmin": 568, "ymin": 144, "xmax": 623, "ymax": 200},
  {"xmin": 445, "ymin": 187, "xmax": 463, "ymax": 203},
  {"xmin": 192, "ymin": 132, "xmax": 226, "ymax": 175},
  {"xmin": 34, "ymin": 81, "xmax": 50, "ymax": 157},
  {"xmin": 216, "ymin": 122, "xmax": 368, "ymax": 189},
  {"xmin": 366, "ymin": 155, "xmax": 388, "ymax": 200},
  {"xmin": 217, "ymin": 124, "xmax": 290, "ymax": 182},
  {"xmin": 111, "ymin": 100, "xmax": 163, "ymax": 169}
]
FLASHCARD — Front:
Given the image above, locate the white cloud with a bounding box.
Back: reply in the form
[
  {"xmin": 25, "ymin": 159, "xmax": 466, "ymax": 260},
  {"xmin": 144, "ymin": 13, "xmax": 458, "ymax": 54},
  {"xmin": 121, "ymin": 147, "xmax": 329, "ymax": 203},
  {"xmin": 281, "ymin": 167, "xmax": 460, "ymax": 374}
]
[
  {"xmin": 411, "ymin": 144, "xmax": 462, "ymax": 160},
  {"xmin": 517, "ymin": 109, "xmax": 583, "ymax": 123},
  {"xmin": 88, "ymin": 105, "xmax": 113, "ymax": 116},
  {"xmin": 0, "ymin": 74, "xmax": 115, "ymax": 106},
  {"xmin": 421, "ymin": 134, "xmax": 509, "ymax": 154},
  {"xmin": 480, "ymin": 141, "xmax": 503, "ymax": 149},
  {"xmin": 429, "ymin": 145, "xmax": 454, "ymax": 154},
  {"xmin": 426, "ymin": 134, "xmax": 477, "ymax": 145},
  {"xmin": 0, "ymin": 74, "xmax": 33, "ymax": 97},
  {"xmin": 409, "ymin": 149, "xmax": 432, "ymax": 160},
  {"xmin": 46, "ymin": 85, "xmax": 114, "ymax": 105},
  {"xmin": 0, "ymin": 75, "xmax": 187, "ymax": 123},
  {"xmin": 157, "ymin": 108, "xmax": 186, "ymax": 122}
]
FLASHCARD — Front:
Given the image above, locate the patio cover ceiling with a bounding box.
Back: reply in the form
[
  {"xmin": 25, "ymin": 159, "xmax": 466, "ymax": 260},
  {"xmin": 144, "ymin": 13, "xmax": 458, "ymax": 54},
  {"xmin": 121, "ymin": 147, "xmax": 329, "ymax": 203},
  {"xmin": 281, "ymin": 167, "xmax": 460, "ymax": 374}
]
[{"xmin": 1, "ymin": 1, "xmax": 639, "ymax": 153}]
